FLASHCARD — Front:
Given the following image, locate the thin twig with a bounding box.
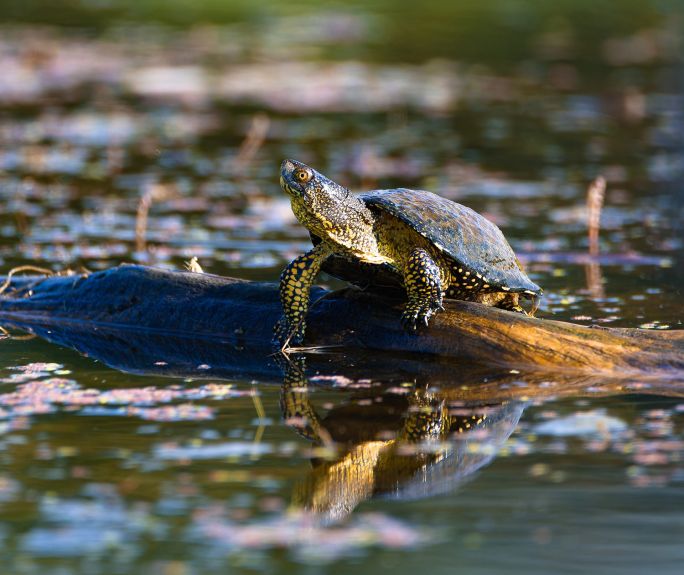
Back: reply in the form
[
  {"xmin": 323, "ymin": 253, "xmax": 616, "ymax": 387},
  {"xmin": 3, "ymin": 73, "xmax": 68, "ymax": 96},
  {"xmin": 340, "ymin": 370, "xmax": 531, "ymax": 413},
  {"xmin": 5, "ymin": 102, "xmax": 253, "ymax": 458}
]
[
  {"xmin": 0, "ymin": 325, "xmax": 33, "ymax": 341},
  {"xmin": 585, "ymin": 260, "xmax": 605, "ymax": 300},
  {"xmin": 234, "ymin": 113, "xmax": 270, "ymax": 172},
  {"xmin": 135, "ymin": 183, "xmax": 175, "ymax": 254},
  {"xmin": 286, "ymin": 344, "xmax": 346, "ymax": 353},
  {"xmin": 250, "ymin": 388, "xmax": 267, "ymax": 460},
  {"xmin": 6, "ymin": 332, "xmax": 37, "ymax": 341},
  {"xmin": 0, "ymin": 265, "xmax": 54, "ymax": 295},
  {"xmin": 586, "ymin": 176, "xmax": 606, "ymax": 298},
  {"xmin": 251, "ymin": 388, "xmax": 266, "ymax": 420}
]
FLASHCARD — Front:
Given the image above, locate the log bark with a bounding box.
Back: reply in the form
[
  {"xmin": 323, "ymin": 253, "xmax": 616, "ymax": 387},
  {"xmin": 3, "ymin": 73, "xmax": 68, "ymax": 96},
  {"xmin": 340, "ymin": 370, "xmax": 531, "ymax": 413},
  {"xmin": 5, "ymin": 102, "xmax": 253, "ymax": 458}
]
[{"xmin": 0, "ymin": 264, "xmax": 682, "ymax": 379}]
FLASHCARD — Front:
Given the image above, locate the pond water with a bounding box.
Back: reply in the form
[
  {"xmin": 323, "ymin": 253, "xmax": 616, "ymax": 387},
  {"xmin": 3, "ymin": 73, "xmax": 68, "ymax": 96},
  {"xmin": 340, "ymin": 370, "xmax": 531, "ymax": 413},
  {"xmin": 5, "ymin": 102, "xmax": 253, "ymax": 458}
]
[{"xmin": 0, "ymin": 1, "xmax": 683, "ymax": 574}]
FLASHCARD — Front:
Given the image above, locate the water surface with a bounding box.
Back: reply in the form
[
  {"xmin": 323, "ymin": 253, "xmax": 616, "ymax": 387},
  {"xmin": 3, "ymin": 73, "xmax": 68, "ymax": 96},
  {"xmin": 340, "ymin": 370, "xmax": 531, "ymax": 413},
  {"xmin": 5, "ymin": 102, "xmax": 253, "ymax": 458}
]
[{"xmin": 0, "ymin": 1, "xmax": 682, "ymax": 573}]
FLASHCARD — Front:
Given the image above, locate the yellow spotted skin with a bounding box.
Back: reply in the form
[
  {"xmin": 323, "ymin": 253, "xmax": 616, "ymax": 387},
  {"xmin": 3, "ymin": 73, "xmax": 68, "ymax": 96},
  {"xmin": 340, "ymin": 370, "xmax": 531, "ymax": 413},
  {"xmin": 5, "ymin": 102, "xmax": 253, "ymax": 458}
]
[
  {"xmin": 277, "ymin": 356, "xmax": 491, "ymax": 445},
  {"xmin": 274, "ymin": 242, "xmax": 332, "ymax": 347},
  {"xmin": 274, "ymin": 159, "xmax": 541, "ymax": 348},
  {"xmin": 284, "ymin": 175, "xmax": 387, "ymax": 266},
  {"xmin": 399, "ymin": 390, "xmax": 450, "ymax": 441},
  {"xmin": 279, "ymin": 366, "xmax": 492, "ymax": 447},
  {"xmin": 278, "ymin": 354, "xmax": 324, "ymax": 441},
  {"xmin": 401, "ymin": 248, "xmax": 443, "ymax": 331},
  {"xmin": 372, "ymin": 212, "xmax": 526, "ymax": 314}
]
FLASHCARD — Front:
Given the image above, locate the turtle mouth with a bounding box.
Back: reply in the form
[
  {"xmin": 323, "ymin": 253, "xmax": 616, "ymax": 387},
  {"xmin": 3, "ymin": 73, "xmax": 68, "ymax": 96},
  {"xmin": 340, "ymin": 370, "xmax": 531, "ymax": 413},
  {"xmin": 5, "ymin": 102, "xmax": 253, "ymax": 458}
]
[
  {"xmin": 279, "ymin": 174, "xmax": 302, "ymax": 197},
  {"xmin": 280, "ymin": 159, "xmax": 307, "ymax": 196}
]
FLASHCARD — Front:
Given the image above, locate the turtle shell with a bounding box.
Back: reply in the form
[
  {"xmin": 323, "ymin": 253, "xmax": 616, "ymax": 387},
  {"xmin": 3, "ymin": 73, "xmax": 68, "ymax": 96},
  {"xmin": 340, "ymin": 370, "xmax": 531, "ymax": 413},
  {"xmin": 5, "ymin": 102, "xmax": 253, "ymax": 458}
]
[
  {"xmin": 362, "ymin": 189, "xmax": 540, "ymax": 292},
  {"xmin": 317, "ymin": 188, "xmax": 540, "ymax": 295}
]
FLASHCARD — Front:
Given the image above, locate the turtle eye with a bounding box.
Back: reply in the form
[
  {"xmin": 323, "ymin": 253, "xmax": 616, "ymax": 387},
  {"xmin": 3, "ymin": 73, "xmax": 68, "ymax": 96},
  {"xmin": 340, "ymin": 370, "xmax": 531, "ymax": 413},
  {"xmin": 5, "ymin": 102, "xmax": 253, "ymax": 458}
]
[{"xmin": 294, "ymin": 169, "xmax": 312, "ymax": 183}]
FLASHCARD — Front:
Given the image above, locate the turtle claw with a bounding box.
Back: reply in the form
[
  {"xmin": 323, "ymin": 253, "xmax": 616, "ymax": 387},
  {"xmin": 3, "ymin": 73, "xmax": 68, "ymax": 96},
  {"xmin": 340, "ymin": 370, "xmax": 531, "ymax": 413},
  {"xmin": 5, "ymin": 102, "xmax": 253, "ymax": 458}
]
[
  {"xmin": 272, "ymin": 316, "xmax": 306, "ymax": 351},
  {"xmin": 401, "ymin": 306, "xmax": 431, "ymax": 334},
  {"xmin": 401, "ymin": 298, "xmax": 444, "ymax": 334},
  {"xmin": 400, "ymin": 310, "xmax": 420, "ymax": 333}
]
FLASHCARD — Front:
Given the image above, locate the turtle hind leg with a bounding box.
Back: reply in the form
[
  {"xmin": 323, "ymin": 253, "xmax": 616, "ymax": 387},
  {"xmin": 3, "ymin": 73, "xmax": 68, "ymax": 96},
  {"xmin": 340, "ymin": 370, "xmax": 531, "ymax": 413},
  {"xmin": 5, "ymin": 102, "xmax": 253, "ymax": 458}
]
[
  {"xmin": 494, "ymin": 292, "xmax": 527, "ymax": 314},
  {"xmin": 493, "ymin": 290, "xmax": 542, "ymax": 316},
  {"xmin": 401, "ymin": 248, "xmax": 444, "ymax": 332},
  {"xmin": 273, "ymin": 243, "xmax": 331, "ymax": 349},
  {"xmin": 527, "ymin": 291, "xmax": 542, "ymax": 316}
]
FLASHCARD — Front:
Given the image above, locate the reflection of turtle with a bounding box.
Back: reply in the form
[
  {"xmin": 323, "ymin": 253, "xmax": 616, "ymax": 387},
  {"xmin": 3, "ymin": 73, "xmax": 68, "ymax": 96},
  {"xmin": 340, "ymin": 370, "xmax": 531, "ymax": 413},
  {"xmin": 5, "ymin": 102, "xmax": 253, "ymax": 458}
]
[
  {"xmin": 278, "ymin": 361, "xmax": 524, "ymax": 522},
  {"xmin": 275, "ymin": 159, "xmax": 542, "ymax": 347}
]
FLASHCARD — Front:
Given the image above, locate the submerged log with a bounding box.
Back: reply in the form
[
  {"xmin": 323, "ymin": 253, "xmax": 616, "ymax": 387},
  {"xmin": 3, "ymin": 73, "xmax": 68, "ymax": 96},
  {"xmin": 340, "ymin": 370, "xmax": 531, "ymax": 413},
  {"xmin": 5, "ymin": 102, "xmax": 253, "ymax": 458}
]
[{"xmin": 0, "ymin": 264, "xmax": 682, "ymax": 377}]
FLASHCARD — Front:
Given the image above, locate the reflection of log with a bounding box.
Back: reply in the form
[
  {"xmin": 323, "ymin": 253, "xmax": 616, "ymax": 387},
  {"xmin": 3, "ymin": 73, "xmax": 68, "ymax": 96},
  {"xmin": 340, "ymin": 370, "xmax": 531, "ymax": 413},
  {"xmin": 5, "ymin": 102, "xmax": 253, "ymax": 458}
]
[{"xmin": 1, "ymin": 264, "xmax": 682, "ymax": 377}]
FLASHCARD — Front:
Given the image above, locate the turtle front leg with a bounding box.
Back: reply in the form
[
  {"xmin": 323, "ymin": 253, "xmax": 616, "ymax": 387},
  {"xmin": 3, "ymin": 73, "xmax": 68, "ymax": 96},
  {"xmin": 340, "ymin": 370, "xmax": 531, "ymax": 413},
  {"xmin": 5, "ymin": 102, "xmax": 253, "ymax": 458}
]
[
  {"xmin": 278, "ymin": 354, "xmax": 326, "ymax": 441},
  {"xmin": 273, "ymin": 243, "xmax": 331, "ymax": 349},
  {"xmin": 401, "ymin": 248, "xmax": 444, "ymax": 332}
]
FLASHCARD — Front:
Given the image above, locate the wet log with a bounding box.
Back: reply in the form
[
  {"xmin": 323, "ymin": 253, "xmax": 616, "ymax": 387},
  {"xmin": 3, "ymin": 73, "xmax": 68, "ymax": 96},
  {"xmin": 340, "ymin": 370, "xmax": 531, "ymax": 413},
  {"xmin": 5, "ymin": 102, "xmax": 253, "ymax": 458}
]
[{"xmin": 1, "ymin": 264, "xmax": 682, "ymax": 378}]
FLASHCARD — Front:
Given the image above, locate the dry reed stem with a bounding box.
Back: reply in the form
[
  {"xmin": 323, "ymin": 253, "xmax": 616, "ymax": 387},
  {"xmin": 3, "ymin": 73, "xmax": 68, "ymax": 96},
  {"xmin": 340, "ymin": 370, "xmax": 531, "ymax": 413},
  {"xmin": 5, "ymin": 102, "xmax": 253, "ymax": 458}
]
[
  {"xmin": 587, "ymin": 176, "xmax": 606, "ymax": 257},
  {"xmin": 234, "ymin": 113, "xmax": 270, "ymax": 171},
  {"xmin": 135, "ymin": 183, "xmax": 176, "ymax": 253}
]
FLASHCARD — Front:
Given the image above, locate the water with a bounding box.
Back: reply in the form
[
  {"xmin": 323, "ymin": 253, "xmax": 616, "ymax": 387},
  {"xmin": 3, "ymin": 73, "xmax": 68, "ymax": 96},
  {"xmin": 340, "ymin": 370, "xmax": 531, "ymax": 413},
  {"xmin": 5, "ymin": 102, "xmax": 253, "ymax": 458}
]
[{"xmin": 0, "ymin": 1, "xmax": 683, "ymax": 573}]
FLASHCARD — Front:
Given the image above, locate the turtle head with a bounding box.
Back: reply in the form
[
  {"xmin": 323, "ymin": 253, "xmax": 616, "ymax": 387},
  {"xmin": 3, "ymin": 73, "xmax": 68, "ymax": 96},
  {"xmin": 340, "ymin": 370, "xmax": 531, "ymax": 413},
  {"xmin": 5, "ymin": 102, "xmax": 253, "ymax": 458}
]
[
  {"xmin": 279, "ymin": 159, "xmax": 379, "ymax": 253},
  {"xmin": 280, "ymin": 159, "xmax": 350, "ymax": 205}
]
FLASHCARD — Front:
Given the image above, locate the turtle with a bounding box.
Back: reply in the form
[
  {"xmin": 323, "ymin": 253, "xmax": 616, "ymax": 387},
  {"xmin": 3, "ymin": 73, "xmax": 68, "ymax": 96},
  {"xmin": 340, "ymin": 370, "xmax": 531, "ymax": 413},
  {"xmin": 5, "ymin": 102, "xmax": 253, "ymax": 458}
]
[{"xmin": 274, "ymin": 159, "xmax": 542, "ymax": 348}]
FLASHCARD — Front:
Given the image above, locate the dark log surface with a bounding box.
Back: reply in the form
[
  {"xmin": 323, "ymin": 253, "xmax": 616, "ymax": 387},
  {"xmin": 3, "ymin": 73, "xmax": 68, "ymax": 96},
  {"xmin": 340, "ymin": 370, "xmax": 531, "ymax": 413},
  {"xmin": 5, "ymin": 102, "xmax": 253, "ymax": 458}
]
[{"xmin": 1, "ymin": 264, "xmax": 682, "ymax": 380}]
